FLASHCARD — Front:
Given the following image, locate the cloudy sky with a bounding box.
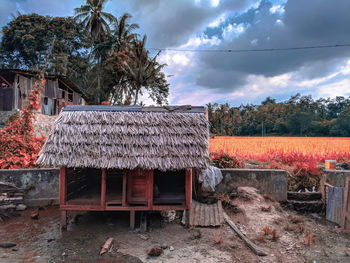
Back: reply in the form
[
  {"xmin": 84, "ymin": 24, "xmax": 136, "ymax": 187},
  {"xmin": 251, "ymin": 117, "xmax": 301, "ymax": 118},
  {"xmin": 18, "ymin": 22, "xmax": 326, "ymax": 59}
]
[{"xmin": 1, "ymin": 0, "xmax": 350, "ymax": 106}]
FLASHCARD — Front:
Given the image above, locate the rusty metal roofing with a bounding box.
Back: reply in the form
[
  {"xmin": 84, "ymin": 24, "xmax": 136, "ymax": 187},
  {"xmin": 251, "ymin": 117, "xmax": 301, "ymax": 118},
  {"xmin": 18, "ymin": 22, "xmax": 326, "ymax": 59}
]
[{"xmin": 189, "ymin": 200, "xmax": 224, "ymax": 227}]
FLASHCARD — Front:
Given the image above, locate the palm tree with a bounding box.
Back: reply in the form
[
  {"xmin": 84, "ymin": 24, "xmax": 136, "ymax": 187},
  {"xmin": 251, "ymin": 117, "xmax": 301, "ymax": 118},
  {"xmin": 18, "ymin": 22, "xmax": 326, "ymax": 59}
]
[
  {"xmin": 117, "ymin": 36, "xmax": 169, "ymax": 105},
  {"xmin": 74, "ymin": 0, "xmax": 116, "ymax": 43},
  {"xmin": 95, "ymin": 13, "xmax": 139, "ymax": 61},
  {"xmin": 113, "ymin": 13, "xmax": 139, "ymax": 51},
  {"xmin": 74, "ymin": 0, "xmax": 116, "ymax": 103}
]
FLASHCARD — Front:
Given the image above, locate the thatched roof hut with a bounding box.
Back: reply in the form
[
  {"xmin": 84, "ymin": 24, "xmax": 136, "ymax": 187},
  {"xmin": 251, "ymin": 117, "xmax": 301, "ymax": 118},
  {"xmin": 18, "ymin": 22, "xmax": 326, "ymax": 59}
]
[{"xmin": 37, "ymin": 105, "xmax": 209, "ymax": 171}]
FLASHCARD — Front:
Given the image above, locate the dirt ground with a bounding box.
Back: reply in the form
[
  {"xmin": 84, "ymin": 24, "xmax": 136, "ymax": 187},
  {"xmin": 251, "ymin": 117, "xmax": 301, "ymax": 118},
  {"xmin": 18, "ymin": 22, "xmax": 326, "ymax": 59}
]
[{"xmin": 1, "ymin": 188, "xmax": 350, "ymax": 263}]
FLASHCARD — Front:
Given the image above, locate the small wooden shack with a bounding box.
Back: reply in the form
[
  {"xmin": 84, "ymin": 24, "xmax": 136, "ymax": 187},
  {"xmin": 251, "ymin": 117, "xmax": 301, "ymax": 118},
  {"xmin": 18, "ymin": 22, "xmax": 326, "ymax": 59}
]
[
  {"xmin": 0, "ymin": 69, "xmax": 86, "ymax": 114},
  {"xmin": 37, "ymin": 105, "xmax": 209, "ymax": 228}
]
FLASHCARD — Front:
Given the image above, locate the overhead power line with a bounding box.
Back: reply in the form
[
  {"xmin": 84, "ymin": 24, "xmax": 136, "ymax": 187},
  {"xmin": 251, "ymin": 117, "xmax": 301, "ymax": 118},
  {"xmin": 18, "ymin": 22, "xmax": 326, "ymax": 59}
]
[{"xmin": 148, "ymin": 43, "xmax": 350, "ymax": 53}]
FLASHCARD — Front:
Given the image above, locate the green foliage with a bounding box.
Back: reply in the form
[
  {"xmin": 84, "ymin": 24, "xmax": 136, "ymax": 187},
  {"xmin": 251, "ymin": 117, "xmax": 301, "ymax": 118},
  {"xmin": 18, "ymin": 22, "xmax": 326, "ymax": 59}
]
[
  {"xmin": 0, "ymin": 4, "xmax": 170, "ymax": 106},
  {"xmin": 207, "ymin": 95, "xmax": 350, "ymax": 137}
]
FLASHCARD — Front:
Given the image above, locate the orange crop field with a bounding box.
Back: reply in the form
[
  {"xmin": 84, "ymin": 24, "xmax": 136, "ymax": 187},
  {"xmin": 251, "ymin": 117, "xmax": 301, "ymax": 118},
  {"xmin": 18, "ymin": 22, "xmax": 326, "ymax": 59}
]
[
  {"xmin": 209, "ymin": 137, "xmax": 350, "ymax": 164},
  {"xmin": 209, "ymin": 137, "xmax": 350, "ymax": 190}
]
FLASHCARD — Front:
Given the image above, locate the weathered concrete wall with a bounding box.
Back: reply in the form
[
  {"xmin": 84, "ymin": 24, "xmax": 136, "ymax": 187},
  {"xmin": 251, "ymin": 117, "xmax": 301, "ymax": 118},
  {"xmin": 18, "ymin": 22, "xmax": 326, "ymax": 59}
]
[
  {"xmin": 216, "ymin": 169, "xmax": 287, "ymax": 201},
  {"xmin": 0, "ymin": 168, "xmax": 59, "ymax": 207},
  {"xmin": 322, "ymin": 170, "xmax": 350, "ymax": 187}
]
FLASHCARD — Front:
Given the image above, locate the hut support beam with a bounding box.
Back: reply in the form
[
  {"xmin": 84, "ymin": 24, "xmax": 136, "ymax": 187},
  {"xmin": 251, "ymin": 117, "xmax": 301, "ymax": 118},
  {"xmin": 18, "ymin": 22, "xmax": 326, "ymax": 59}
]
[
  {"xmin": 148, "ymin": 170, "xmax": 154, "ymax": 209},
  {"xmin": 59, "ymin": 166, "xmax": 66, "ymax": 205},
  {"xmin": 186, "ymin": 169, "xmax": 192, "ymax": 226},
  {"xmin": 130, "ymin": 210, "xmax": 135, "ymax": 229},
  {"xmin": 101, "ymin": 168, "xmax": 106, "ymax": 207},
  {"xmin": 59, "ymin": 166, "xmax": 67, "ymax": 227},
  {"xmin": 60, "ymin": 210, "xmax": 67, "ymax": 228},
  {"xmin": 122, "ymin": 171, "xmax": 127, "ymax": 206}
]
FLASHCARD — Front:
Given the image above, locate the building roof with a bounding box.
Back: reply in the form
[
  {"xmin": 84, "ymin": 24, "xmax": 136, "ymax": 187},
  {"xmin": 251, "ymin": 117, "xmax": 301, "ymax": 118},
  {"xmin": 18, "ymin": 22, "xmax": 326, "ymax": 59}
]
[
  {"xmin": 36, "ymin": 105, "xmax": 209, "ymax": 171},
  {"xmin": 0, "ymin": 69, "xmax": 86, "ymax": 99}
]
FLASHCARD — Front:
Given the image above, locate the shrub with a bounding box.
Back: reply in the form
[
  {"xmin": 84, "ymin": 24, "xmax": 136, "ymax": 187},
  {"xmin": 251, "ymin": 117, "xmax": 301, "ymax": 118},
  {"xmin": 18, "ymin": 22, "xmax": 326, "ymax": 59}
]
[
  {"xmin": 210, "ymin": 152, "xmax": 246, "ymax": 168},
  {"xmin": 0, "ymin": 79, "xmax": 46, "ymax": 169}
]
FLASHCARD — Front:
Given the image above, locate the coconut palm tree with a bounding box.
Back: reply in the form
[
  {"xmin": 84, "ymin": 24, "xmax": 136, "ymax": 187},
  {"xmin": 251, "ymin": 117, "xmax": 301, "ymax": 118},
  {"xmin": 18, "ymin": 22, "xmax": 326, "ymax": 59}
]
[
  {"xmin": 95, "ymin": 13, "xmax": 139, "ymax": 61},
  {"xmin": 74, "ymin": 0, "xmax": 116, "ymax": 103},
  {"xmin": 74, "ymin": 0, "xmax": 116, "ymax": 43},
  {"xmin": 117, "ymin": 36, "xmax": 169, "ymax": 105}
]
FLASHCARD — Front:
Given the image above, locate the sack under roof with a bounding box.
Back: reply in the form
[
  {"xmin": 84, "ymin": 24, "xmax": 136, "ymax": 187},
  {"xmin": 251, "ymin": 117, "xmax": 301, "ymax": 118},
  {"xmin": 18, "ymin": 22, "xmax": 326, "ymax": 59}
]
[{"xmin": 36, "ymin": 105, "xmax": 210, "ymax": 171}]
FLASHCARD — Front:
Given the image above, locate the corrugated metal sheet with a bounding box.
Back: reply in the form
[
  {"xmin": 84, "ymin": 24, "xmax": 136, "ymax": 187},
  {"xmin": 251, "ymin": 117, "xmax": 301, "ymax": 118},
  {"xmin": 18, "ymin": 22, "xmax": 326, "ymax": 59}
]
[
  {"xmin": 326, "ymin": 186, "xmax": 344, "ymax": 225},
  {"xmin": 190, "ymin": 200, "xmax": 224, "ymax": 226},
  {"xmin": 64, "ymin": 105, "xmax": 205, "ymax": 113}
]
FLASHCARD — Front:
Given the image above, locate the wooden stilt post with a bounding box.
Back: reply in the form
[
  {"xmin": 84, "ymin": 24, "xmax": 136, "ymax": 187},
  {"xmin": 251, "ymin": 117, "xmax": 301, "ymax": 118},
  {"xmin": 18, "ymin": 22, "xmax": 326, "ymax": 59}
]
[
  {"xmin": 130, "ymin": 210, "xmax": 135, "ymax": 229},
  {"xmin": 148, "ymin": 170, "xmax": 154, "ymax": 209},
  {"xmin": 185, "ymin": 169, "xmax": 193, "ymax": 227},
  {"xmin": 122, "ymin": 171, "xmax": 127, "ymax": 206},
  {"xmin": 59, "ymin": 166, "xmax": 67, "ymax": 228},
  {"xmin": 101, "ymin": 168, "xmax": 106, "ymax": 208},
  {"xmin": 59, "ymin": 166, "xmax": 66, "ymax": 205},
  {"xmin": 60, "ymin": 210, "xmax": 67, "ymax": 228}
]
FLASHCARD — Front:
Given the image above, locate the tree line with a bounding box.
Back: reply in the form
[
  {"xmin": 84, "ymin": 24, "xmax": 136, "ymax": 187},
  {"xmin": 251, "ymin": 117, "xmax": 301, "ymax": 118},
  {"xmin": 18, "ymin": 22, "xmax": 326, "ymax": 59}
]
[
  {"xmin": 0, "ymin": 0, "xmax": 169, "ymax": 105},
  {"xmin": 207, "ymin": 94, "xmax": 350, "ymax": 137}
]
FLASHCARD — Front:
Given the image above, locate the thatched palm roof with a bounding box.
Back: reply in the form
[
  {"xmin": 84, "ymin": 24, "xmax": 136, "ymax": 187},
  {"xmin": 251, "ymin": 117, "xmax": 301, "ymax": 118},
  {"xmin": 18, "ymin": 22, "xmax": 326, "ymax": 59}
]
[{"xmin": 37, "ymin": 105, "xmax": 209, "ymax": 171}]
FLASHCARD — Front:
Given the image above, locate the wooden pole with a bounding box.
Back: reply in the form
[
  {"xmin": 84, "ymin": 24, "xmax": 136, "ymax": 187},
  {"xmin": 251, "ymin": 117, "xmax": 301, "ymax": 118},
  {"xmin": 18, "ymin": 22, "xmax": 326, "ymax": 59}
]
[
  {"xmin": 186, "ymin": 169, "xmax": 192, "ymax": 210},
  {"xmin": 59, "ymin": 166, "xmax": 66, "ymax": 205},
  {"xmin": 185, "ymin": 169, "xmax": 193, "ymax": 227},
  {"xmin": 130, "ymin": 210, "xmax": 135, "ymax": 229},
  {"xmin": 223, "ymin": 211, "xmax": 268, "ymax": 256},
  {"xmin": 122, "ymin": 171, "xmax": 127, "ymax": 206},
  {"xmin": 59, "ymin": 166, "xmax": 67, "ymax": 228},
  {"xmin": 148, "ymin": 170, "xmax": 154, "ymax": 209},
  {"xmin": 101, "ymin": 168, "xmax": 106, "ymax": 208}
]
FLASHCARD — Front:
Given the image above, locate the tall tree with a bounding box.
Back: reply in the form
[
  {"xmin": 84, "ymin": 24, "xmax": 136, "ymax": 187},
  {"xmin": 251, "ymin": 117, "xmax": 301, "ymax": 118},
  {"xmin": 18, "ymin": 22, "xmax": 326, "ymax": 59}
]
[
  {"xmin": 116, "ymin": 36, "xmax": 169, "ymax": 105},
  {"xmin": 74, "ymin": 0, "xmax": 116, "ymax": 103},
  {"xmin": 1, "ymin": 14, "xmax": 50, "ymax": 68},
  {"xmin": 74, "ymin": 0, "xmax": 116, "ymax": 43},
  {"xmin": 0, "ymin": 14, "xmax": 90, "ymax": 80}
]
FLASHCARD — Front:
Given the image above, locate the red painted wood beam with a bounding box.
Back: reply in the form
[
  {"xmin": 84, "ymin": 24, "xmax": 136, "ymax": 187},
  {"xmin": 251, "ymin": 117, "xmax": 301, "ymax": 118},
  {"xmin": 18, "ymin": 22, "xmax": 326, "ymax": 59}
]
[
  {"xmin": 186, "ymin": 169, "xmax": 192, "ymax": 210},
  {"xmin": 60, "ymin": 205, "xmax": 187, "ymax": 212},
  {"xmin": 59, "ymin": 166, "xmax": 66, "ymax": 205},
  {"xmin": 60, "ymin": 205, "xmax": 105, "ymax": 211},
  {"xmin": 101, "ymin": 168, "xmax": 106, "ymax": 207},
  {"xmin": 122, "ymin": 171, "xmax": 127, "ymax": 206},
  {"xmin": 148, "ymin": 170, "xmax": 154, "ymax": 209}
]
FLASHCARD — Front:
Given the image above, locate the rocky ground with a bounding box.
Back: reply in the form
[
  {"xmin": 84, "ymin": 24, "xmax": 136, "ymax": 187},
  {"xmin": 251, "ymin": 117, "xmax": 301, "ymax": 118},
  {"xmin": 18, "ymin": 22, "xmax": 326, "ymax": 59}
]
[{"xmin": 1, "ymin": 188, "xmax": 350, "ymax": 263}]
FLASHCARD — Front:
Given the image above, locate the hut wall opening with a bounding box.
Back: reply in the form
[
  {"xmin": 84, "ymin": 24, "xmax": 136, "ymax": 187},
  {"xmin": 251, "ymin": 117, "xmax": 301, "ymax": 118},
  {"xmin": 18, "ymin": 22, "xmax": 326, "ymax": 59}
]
[
  {"xmin": 153, "ymin": 170, "xmax": 186, "ymax": 205},
  {"xmin": 106, "ymin": 169, "xmax": 123, "ymax": 206},
  {"xmin": 66, "ymin": 168, "xmax": 101, "ymax": 205}
]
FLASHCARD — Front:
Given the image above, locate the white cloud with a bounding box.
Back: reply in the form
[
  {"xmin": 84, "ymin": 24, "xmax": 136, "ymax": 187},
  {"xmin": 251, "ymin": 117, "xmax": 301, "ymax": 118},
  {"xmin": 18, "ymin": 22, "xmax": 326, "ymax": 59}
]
[
  {"xmin": 250, "ymin": 38, "xmax": 258, "ymax": 45},
  {"xmin": 340, "ymin": 59, "xmax": 350, "ymax": 75},
  {"xmin": 208, "ymin": 13, "xmax": 226, "ymax": 28},
  {"xmin": 170, "ymin": 84, "xmax": 225, "ymax": 105},
  {"xmin": 275, "ymin": 19, "xmax": 283, "ymax": 25},
  {"xmin": 210, "ymin": 0, "xmax": 220, "ymax": 8},
  {"xmin": 180, "ymin": 35, "xmax": 221, "ymax": 48},
  {"xmin": 222, "ymin": 23, "xmax": 248, "ymax": 41},
  {"xmin": 269, "ymin": 5, "xmax": 285, "ymax": 15},
  {"xmin": 315, "ymin": 78, "xmax": 350, "ymax": 98}
]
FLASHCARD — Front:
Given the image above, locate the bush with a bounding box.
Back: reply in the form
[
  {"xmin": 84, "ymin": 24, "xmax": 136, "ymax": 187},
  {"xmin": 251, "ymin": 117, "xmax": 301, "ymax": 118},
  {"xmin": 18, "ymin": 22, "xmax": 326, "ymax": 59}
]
[
  {"xmin": 210, "ymin": 152, "xmax": 246, "ymax": 168},
  {"xmin": 0, "ymin": 79, "xmax": 46, "ymax": 169}
]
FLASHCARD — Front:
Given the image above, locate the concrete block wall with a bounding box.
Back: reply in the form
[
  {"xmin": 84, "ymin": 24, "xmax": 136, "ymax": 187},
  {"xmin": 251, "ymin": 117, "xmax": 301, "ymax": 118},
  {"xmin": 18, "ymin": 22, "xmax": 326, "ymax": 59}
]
[
  {"xmin": 322, "ymin": 170, "xmax": 350, "ymax": 187},
  {"xmin": 0, "ymin": 167, "xmax": 289, "ymax": 206},
  {"xmin": 216, "ymin": 168, "xmax": 288, "ymax": 201},
  {"xmin": 0, "ymin": 168, "xmax": 59, "ymax": 207}
]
